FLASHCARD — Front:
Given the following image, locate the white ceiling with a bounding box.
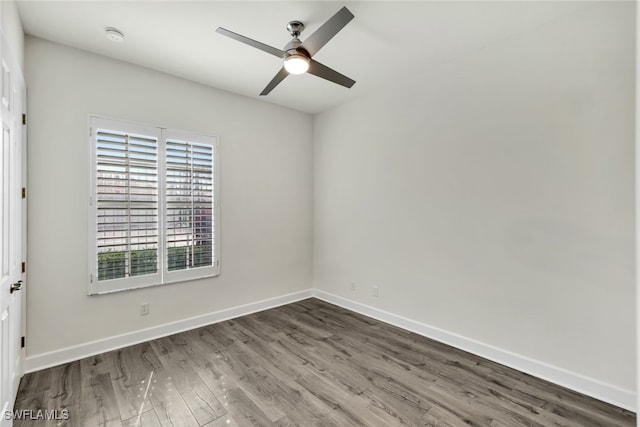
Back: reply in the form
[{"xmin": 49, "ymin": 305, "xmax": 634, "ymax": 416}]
[{"xmin": 16, "ymin": 1, "xmax": 590, "ymax": 114}]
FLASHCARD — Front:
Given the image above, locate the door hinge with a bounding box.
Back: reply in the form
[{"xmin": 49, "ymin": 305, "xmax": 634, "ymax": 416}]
[
  {"xmin": 90, "ymin": 273, "xmax": 93, "ymax": 284},
  {"xmin": 21, "ymin": 261, "xmax": 25, "ymax": 273},
  {"xmin": 21, "ymin": 187, "xmax": 25, "ymax": 199},
  {"xmin": 22, "ymin": 113, "xmax": 26, "ymax": 125},
  {"xmin": 21, "ymin": 336, "xmax": 25, "ymax": 348}
]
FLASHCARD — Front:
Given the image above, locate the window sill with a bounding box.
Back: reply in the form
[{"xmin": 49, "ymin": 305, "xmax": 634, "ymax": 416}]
[{"xmin": 88, "ymin": 269, "xmax": 220, "ymax": 296}]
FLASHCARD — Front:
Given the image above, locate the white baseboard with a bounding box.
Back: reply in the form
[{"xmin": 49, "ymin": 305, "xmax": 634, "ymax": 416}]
[
  {"xmin": 312, "ymin": 289, "xmax": 636, "ymax": 412},
  {"xmin": 23, "ymin": 289, "xmax": 313, "ymax": 374}
]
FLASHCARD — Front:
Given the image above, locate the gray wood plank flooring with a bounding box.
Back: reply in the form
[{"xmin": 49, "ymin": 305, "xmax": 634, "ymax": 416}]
[{"xmin": 13, "ymin": 298, "xmax": 635, "ymax": 426}]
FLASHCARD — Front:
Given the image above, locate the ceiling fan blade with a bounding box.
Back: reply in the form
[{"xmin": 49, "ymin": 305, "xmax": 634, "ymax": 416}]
[
  {"xmin": 260, "ymin": 67, "xmax": 289, "ymax": 95},
  {"xmin": 301, "ymin": 7, "xmax": 354, "ymax": 57},
  {"xmin": 216, "ymin": 27, "xmax": 286, "ymax": 58},
  {"xmin": 308, "ymin": 60, "xmax": 355, "ymax": 89}
]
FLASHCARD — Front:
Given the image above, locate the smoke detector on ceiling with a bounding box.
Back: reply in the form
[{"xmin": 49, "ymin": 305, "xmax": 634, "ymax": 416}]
[{"xmin": 105, "ymin": 27, "xmax": 125, "ymax": 43}]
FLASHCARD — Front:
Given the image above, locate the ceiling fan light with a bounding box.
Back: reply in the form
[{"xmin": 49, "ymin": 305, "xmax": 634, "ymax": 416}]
[{"xmin": 284, "ymin": 54, "xmax": 309, "ymax": 75}]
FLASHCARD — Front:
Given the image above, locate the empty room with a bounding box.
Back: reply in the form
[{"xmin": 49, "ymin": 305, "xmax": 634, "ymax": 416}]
[{"xmin": 0, "ymin": 0, "xmax": 636, "ymax": 426}]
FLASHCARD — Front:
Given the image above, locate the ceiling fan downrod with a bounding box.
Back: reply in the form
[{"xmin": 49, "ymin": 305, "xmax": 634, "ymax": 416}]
[{"xmin": 286, "ymin": 21, "xmax": 305, "ymax": 38}]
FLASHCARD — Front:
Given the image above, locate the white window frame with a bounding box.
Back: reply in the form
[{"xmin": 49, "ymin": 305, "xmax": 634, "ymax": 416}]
[{"xmin": 88, "ymin": 116, "xmax": 220, "ymax": 295}]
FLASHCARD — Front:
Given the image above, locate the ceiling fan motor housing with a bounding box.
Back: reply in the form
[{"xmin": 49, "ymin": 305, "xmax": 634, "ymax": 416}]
[{"xmin": 284, "ymin": 39, "xmax": 309, "ymax": 58}]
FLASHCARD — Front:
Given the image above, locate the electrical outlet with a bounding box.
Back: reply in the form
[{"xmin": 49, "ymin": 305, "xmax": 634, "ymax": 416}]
[
  {"xmin": 140, "ymin": 303, "xmax": 150, "ymax": 316},
  {"xmin": 372, "ymin": 286, "xmax": 379, "ymax": 297},
  {"xmin": 350, "ymin": 281, "xmax": 356, "ymax": 291}
]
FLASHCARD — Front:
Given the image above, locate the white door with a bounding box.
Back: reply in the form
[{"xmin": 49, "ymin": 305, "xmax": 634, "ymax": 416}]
[{"xmin": 0, "ymin": 32, "xmax": 26, "ymax": 425}]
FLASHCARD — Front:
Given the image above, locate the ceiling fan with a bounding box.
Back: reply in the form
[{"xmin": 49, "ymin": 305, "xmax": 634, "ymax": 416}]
[{"xmin": 216, "ymin": 6, "xmax": 356, "ymax": 96}]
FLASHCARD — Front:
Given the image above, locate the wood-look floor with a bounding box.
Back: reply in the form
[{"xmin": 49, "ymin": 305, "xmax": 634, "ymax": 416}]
[{"xmin": 13, "ymin": 298, "xmax": 635, "ymax": 426}]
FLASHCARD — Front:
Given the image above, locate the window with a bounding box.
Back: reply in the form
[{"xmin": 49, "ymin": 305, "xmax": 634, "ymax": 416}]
[{"xmin": 89, "ymin": 117, "xmax": 219, "ymax": 295}]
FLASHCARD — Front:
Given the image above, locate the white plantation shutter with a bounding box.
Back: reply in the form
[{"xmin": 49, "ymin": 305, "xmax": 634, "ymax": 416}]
[
  {"xmin": 164, "ymin": 130, "xmax": 218, "ymax": 282},
  {"xmin": 89, "ymin": 117, "xmax": 219, "ymax": 295}
]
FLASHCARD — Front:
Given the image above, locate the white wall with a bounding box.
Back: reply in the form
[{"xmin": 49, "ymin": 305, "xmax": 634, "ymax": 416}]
[
  {"xmin": 25, "ymin": 37, "xmax": 313, "ymax": 357},
  {"xmin": 1, "ymin": 0, "xmax": 24, "ymax": 74},
  {"xmin": 314, "ymin": 0, "xmax": 635, "ymax": 398}
]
